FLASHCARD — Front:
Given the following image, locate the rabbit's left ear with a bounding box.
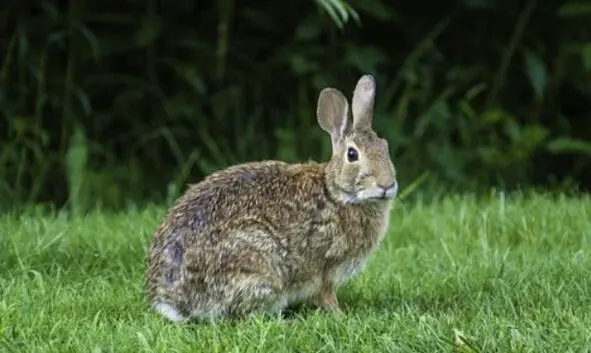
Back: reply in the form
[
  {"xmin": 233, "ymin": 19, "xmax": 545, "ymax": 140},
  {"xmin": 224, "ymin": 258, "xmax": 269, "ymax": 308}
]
[
  {"xmin": 317, "ymin": 87, "xmax": 350, "ymax": 144},
  {"xmin": 351, "ymin": 75, "xmax": 376, "ymax": 130}
]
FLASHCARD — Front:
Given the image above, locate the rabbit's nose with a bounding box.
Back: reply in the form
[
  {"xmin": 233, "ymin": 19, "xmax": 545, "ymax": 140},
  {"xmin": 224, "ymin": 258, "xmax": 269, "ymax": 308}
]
[
  {"xmin": 379, "ymin": 182, "xmax": 398, "ymax": 199},
  {"xmin": 377, "ymin": 182, "xmax": 396, "ymax": 191}
]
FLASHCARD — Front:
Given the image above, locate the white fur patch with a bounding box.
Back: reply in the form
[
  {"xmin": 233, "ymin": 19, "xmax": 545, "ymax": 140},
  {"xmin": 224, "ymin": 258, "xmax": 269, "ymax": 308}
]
[
  {"xmin": 154, "ymin": 302, "xmax": 186, "ymax": 323},
  {"xmin": 376, "ymin": 201, "xmax": 394, "ymax": 245},
  {"xmin": 339, "ymin": 193, "xmax": 357, "ymax": 204}
]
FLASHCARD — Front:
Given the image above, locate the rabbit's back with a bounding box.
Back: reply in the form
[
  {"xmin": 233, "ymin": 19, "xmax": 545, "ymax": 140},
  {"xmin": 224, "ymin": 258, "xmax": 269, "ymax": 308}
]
[{"xmin": 151, "ymin": 160, "xmax": 330, "ymax": 246}]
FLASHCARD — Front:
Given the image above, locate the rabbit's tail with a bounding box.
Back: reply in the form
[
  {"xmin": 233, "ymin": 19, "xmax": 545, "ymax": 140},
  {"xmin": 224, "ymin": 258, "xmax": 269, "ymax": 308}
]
[{"xmin": 153, "ymin": 300, "xmax": 187, "ymax": 322}]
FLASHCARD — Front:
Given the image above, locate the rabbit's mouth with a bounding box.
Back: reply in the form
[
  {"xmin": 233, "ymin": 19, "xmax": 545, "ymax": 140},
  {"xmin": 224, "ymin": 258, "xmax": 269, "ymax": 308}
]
[
  {"xmin": 343, "ymin": 182, "xmax": 398, "ymax": 204},
  {"xmin": 367, "ymin": 181, "xmax": 397, "ymax": 200}
]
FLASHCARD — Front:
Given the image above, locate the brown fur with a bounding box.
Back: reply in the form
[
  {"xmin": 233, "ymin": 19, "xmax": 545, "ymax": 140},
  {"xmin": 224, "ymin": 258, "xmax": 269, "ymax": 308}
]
[{"xmin": 145, "ymin": 75, "xmax": 398, "ymax": 322}]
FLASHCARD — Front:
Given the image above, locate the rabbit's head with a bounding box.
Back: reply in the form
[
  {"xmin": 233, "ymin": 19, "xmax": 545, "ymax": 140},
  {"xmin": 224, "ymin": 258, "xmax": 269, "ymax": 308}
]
[{"xmin": 317, "ymin": 75, "xmax": 397, "ymax": 204}]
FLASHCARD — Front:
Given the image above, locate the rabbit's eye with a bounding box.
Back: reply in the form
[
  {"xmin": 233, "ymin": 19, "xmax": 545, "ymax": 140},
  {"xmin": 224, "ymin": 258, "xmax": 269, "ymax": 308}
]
[{"xmin": 347, "ymin": 147, "xmax": 359, "ymax": 162}]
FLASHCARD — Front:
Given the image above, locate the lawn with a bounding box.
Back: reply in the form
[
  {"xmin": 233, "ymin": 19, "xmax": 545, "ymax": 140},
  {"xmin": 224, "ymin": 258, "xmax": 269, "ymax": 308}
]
[{"xmin": 1, "ymin": 192, "xmax": 590, "ymax": 352}]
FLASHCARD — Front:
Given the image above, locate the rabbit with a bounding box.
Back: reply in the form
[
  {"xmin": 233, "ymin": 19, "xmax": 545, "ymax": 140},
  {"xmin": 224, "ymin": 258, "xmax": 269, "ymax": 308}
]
[{"xmin": 145, "ymin": 74, "xmax": 398, "ymax": 323}]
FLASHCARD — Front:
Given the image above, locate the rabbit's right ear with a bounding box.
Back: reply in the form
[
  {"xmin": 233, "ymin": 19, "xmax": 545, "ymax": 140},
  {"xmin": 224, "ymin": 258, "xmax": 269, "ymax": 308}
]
[{"xmin": 317, "ymin": 88, "xmax": 350, "ymax": 144}]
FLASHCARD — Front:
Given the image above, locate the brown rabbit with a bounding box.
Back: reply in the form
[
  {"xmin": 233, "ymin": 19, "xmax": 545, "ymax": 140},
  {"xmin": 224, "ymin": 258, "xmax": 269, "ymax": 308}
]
[{"xmin": 145, "ymin": 75, "xmax": 398, "ymax": 322}]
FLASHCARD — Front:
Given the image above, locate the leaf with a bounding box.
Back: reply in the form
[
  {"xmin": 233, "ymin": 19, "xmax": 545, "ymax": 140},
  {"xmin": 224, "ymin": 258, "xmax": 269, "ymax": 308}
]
[
  {"xmin": 73, "ymin": 86, "xmax": 93, "ymax": 117},
  {"xmin": 504, "ymin": 118, "xmax": 521, "ymax": 142},
  {"xmin": 288, "ymin": 55, "xmax": 319, "ymax": 75},
  {"xmin": 547, "ymin": 137, "xmax": 591, "ymax": 156},
  {"xmin": 47, "ymin": 30, "xmax": 67, "ymax": 46},
  {"xmin": 295, "ymin": 18, "xmax": 322, "ymax": 41},
  {"xmin": 464, "ymin": 83, "xmax": 487, "ymax": 101},
  {"xmin": 315, "ymin": 0, "xmax": 360, "ymax": 29},
  {"xmin": 459, "ymin": 0, "xmax": 496, "ymax": 10},
  {"xmin": 479, "ymin": 107, "xmax": 509, "ymax": 125},
  {"xmin": 582, "ymin": 43, "xmax": 591, "ymax": 72},
  {"xmin": 521, "ymin": 124, "xmax": 549, "ymax": 150},
  {"xmin": 171, "ymin": 64, "xmax": 206, "ymax": 94},
  {"xmin": 353, "ymin": 0, "xmax": 399, "ymax": 22},
  {"xmin": 78, "ymin": 26, "xmax": 102, "ymax": 61},
  {"xmin": 134, "ymin": 16, "xmax": 162, "ymax": 47},
  {"xmin": 40, "ymin": 2, "xmax": 61, "ymax": 21},
  {"xmin": 459, "ymin": 100, "xmax": 476, "ymax": 118},
  {"xmin": 557, "ymin": 2, "xmax": 591, "ymax": 17},
  {"xmin": 523, "ymin": 50, "xmax": 547, "ymax": 99}
]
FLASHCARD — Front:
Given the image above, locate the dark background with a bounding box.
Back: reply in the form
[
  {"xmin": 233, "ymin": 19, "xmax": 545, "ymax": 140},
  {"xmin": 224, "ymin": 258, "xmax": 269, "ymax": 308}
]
[{"xmin": 1, "ymin": 0, "xmax": 590, "ymax": 212}]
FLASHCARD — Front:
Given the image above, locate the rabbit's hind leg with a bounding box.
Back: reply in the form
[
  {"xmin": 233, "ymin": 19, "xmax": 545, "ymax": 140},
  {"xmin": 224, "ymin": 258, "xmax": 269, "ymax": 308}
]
[
  {"xmin": 226, "ymin": 273, "xmax": 287, "ymax": 318},
  {"xmin": 219, "ymin": 228, "xmax": 287, "ymax": 318}
]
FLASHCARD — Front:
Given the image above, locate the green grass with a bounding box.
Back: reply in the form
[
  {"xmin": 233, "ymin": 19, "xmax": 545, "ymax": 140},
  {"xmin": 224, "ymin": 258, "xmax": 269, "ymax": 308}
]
[{"xmin": 1, "ymin": 192, "xmax": 590, "ymax": 352}]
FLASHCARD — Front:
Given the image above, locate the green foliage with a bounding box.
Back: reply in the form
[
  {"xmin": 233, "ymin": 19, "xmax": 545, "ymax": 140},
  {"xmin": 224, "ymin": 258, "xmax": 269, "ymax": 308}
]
[
  {"xmin": 0, "ymin": 0, "xmax": 590, "ymax": 210},
  {"xmin": 1, "ymin": 193, "xmax": 590, "ymax": 351}
]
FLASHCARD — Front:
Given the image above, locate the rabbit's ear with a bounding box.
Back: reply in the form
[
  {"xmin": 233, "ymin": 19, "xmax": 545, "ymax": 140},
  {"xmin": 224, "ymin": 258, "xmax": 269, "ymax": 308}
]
[
  {"xmin": 317, "ymin": 87, "xmax": 350, "ymax": 143},
  {"xmin": 351, "ymin": 75, "xmax": 376, "ymax": 130}
]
